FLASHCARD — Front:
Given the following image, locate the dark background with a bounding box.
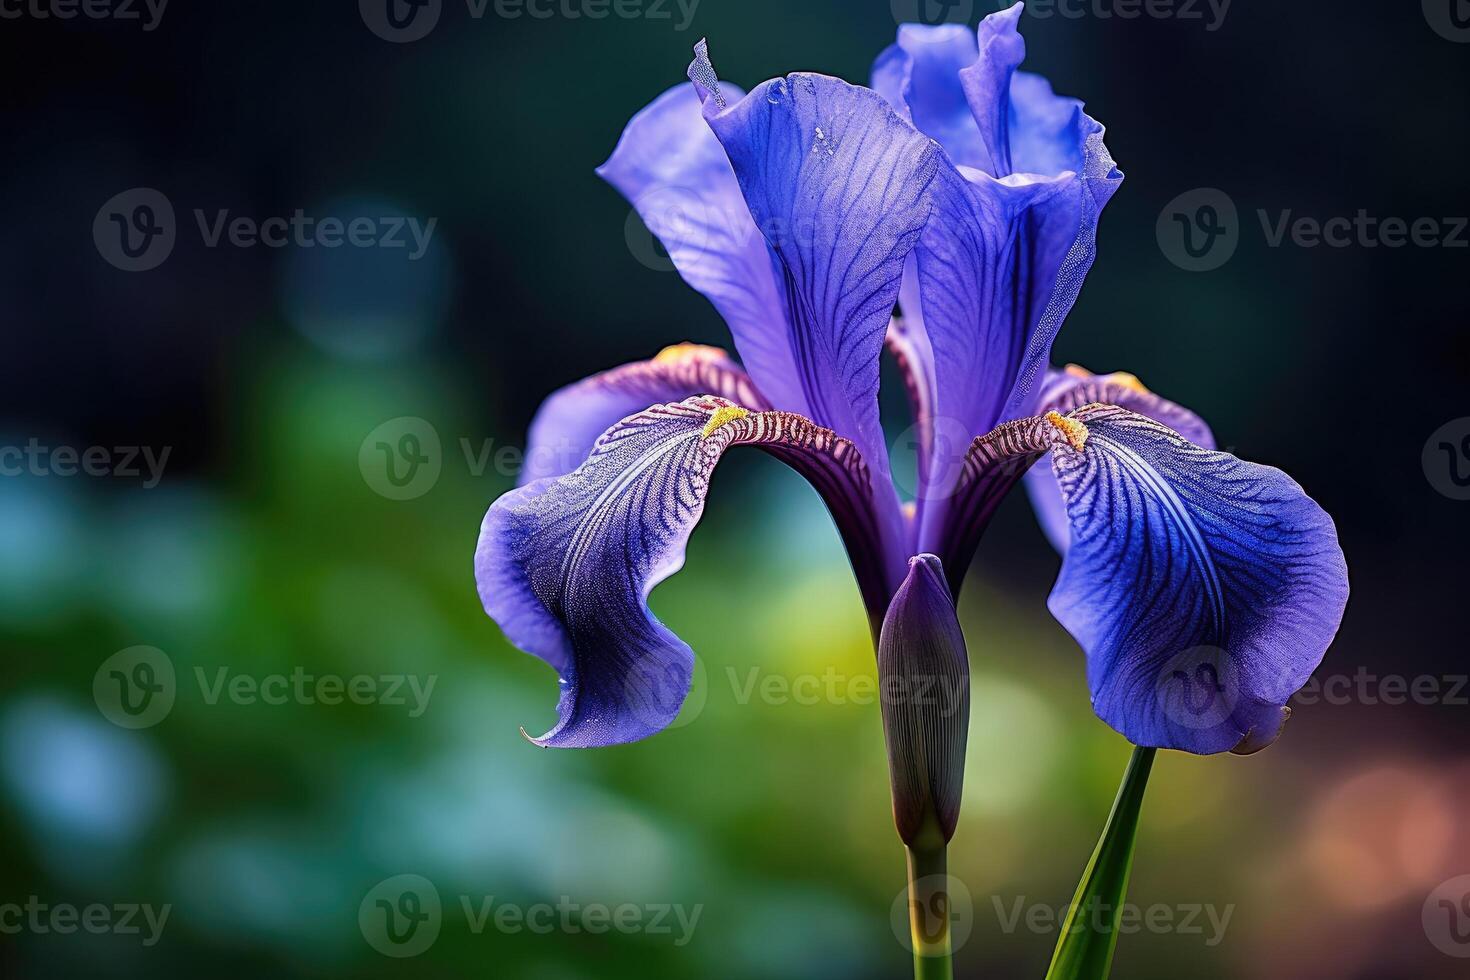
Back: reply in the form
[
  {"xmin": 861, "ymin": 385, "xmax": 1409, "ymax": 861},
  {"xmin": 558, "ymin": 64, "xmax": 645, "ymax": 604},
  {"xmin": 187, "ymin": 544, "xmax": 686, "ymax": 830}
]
[{"xmin": 1, "ymin": 1, "xmax": 1467, "ymax": 978}]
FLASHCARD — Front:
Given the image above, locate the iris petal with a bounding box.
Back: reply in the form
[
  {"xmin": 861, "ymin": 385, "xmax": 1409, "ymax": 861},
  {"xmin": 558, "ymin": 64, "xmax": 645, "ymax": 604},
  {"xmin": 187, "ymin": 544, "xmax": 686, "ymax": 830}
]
[
  {"xmin": 881, "ymin": 7, "xmax": 1124, "ymax": 553},
  {"xmin": 520, "ymin": 343, "xmax": 769, "ymax": 484},
  {"xmin": 1045, "ymin": 405, "xmax": 1348, "ymax": 754},
  {"xmin": 477, "ymin": 396, "xmax": 889, "ymax": 747},
  {"xmin": 1024, "ymin": 366, "xmax": 1216, "ymax": 553},
  {"xmin": 692, "ymin": 45, "xmax": 940, "ymax": 559},
  {"xmin": 872, "ymin": 24, "xmax": 995, "ymax": 172},
  {"xmin": 597, "ymin": 84, "xmax": 806, "ymax": 418}
]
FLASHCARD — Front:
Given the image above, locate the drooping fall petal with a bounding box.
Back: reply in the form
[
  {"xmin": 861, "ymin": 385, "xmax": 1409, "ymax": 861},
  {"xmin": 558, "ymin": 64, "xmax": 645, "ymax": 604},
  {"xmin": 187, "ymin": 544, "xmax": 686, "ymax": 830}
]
[
  {"xmin": 477, "ymin": 396, "xmax": 890, "ymax": 747},
  {"xmin": 520, "ymin": 343, "xmax": 769, "ymax": 484},
  {"xmin": 1043, "ymin": 405, "xmax": 1349, "ymax": 754},
  {"xmin": 1025, "ymin": 365, "xmax": 1216, "ymax": 553}
]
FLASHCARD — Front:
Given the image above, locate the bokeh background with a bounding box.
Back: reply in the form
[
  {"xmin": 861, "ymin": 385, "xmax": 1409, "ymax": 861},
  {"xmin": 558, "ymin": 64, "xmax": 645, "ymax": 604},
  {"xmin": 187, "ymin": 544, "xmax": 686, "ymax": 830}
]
[{"xmin": 2, "ymin": 1, "xmax": 1468, "ymax": 977}]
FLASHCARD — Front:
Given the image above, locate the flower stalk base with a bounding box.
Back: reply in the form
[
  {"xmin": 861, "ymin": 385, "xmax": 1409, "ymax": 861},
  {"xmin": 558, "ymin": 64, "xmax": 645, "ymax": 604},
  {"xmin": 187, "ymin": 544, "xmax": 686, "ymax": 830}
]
[{"xmin": 905, "ymin": 843, "xmax": 954, "ymax": 980}]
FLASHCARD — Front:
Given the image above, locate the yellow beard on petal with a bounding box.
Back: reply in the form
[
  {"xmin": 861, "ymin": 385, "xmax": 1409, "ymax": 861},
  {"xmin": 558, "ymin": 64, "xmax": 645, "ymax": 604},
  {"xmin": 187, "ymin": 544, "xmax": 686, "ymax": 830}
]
[
  {"xmin": 702, "ymin": 405, "xmax": 750, "ymax": 438},
  {"xmin": 1044, "ymin": 411, "xmax": 1090, "ymax": 452}
]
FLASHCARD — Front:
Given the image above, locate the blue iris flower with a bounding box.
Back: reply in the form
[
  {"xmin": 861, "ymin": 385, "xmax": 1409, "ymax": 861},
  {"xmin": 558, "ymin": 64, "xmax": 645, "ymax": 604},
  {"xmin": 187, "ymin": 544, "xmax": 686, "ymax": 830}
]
[{"xmin": 475, "ymin": 3, "xmax": 1347, "ymax": 846}]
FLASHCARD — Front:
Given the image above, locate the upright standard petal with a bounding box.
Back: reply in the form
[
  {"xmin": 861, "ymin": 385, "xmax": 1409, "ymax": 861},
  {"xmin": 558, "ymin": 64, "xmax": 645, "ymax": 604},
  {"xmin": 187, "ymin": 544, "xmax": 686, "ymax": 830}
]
[
  {"xmin": 878, "ymin": 554, "xmax": 970, "ymax": 846},
  {"xmin": 1042, "ymin": 405, "xmax": 1349, "ymax": 754},
  {"xmin": 1025, "ymin": 365, "xmax": 1216, "ymax": 553},
  {"xmin": 477, "ymin": 396, "xmax": 889, "ymax": 747},
  {"xmin": 894, "ymin": 7, "xmax": 1123, "ymax": 554},
  {"xmin": 872, "ymin": 24, "xmax": 994, "ymax": 173},
  {"xmin": 520, "ymin": 343, "xmax": 769, "ymax": 484},
  {"xmin": 691, "ymin": 43, "xmax": 940, "ymax": 541},
  {"xmin": 598, "ymin": 84, "xmax": 806, "ymax": 418}
]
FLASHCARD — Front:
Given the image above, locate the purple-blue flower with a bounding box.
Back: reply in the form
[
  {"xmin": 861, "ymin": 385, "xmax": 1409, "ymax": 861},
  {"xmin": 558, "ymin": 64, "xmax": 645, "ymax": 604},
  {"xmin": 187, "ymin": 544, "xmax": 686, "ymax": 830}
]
[{"xmin": 475, "ymin": 0, "xmax": 1348, "ymax": 797}]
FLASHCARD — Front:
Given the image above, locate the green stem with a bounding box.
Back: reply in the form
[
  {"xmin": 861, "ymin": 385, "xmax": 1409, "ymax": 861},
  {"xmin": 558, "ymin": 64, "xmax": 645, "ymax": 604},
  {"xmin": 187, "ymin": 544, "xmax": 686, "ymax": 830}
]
[
  {"xmin": 905, "ymin": 843, "xmax": 954, "ymax": 980},
  {"xmin": 1044, "ymin": 745, "xmax": 1157, "ymax": 980}
]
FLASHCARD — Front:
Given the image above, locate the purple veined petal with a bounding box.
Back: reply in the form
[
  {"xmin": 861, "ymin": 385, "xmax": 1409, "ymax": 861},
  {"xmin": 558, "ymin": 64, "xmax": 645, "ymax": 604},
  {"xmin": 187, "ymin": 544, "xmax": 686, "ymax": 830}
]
[
  {"xmin": 961, "ymin": 3, "xmax": 1098, "ymax": 181},
  {"xmin": 520, "ymin": 343, "xmax": 770, "ymax": 485},
  {"xmin": 889, "ymin": 10, "xmax": 1122, "ymax": 553},
  {"xmin": 1024, "ymin": 365, "xmax": 1217, "ymax": 553},
  {"xmin": 689, "ymin": 41, "xmax": 940, "ymax": 573},
  {"xmin": 1043, "ymin": 404, "xmax": 1349, "ymax": 755},
  {"xmin": 911, "ymin": 128, "xmax": 1122, "ymax": 556},
  {"xmin": 597, "ymin": 83, "xmax": 811, "ymax": 420},
  {"xmin": 870, "ymin": 7, "xmax": 1123, "ymax": 554},
  {"xmin": 477, "ymin": 395, "xmax": 895, "ymax": 748},
  {"xmin": 872, "ymin": 4, "xmax": 1099, "ymax": 182},
  {"xmin": 906, "ymin": 163, "xmax": 1072, "ymax": 518},
  {"xmin": 872, "ymin": 24, "xmax": 995, "ymax": 173},
  {"xmin": 963, "ymin": 2, "xmax": 1028, "ymax": 177}
]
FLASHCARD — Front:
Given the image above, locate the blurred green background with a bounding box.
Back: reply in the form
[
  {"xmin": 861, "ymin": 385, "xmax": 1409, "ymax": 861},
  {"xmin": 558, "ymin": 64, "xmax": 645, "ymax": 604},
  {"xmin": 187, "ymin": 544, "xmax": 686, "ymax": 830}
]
[{"xmin": 1, "ymin": 0, "xmax": 1468, "ymax": 977}]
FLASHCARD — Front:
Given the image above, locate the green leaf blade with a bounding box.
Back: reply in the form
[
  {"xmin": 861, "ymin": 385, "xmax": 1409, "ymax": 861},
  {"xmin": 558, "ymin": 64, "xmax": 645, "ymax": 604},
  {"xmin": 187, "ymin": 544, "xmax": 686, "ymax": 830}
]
[{"xmin": 1044, "ymin": 745, "xmax": 1156, "ymax": 980}]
